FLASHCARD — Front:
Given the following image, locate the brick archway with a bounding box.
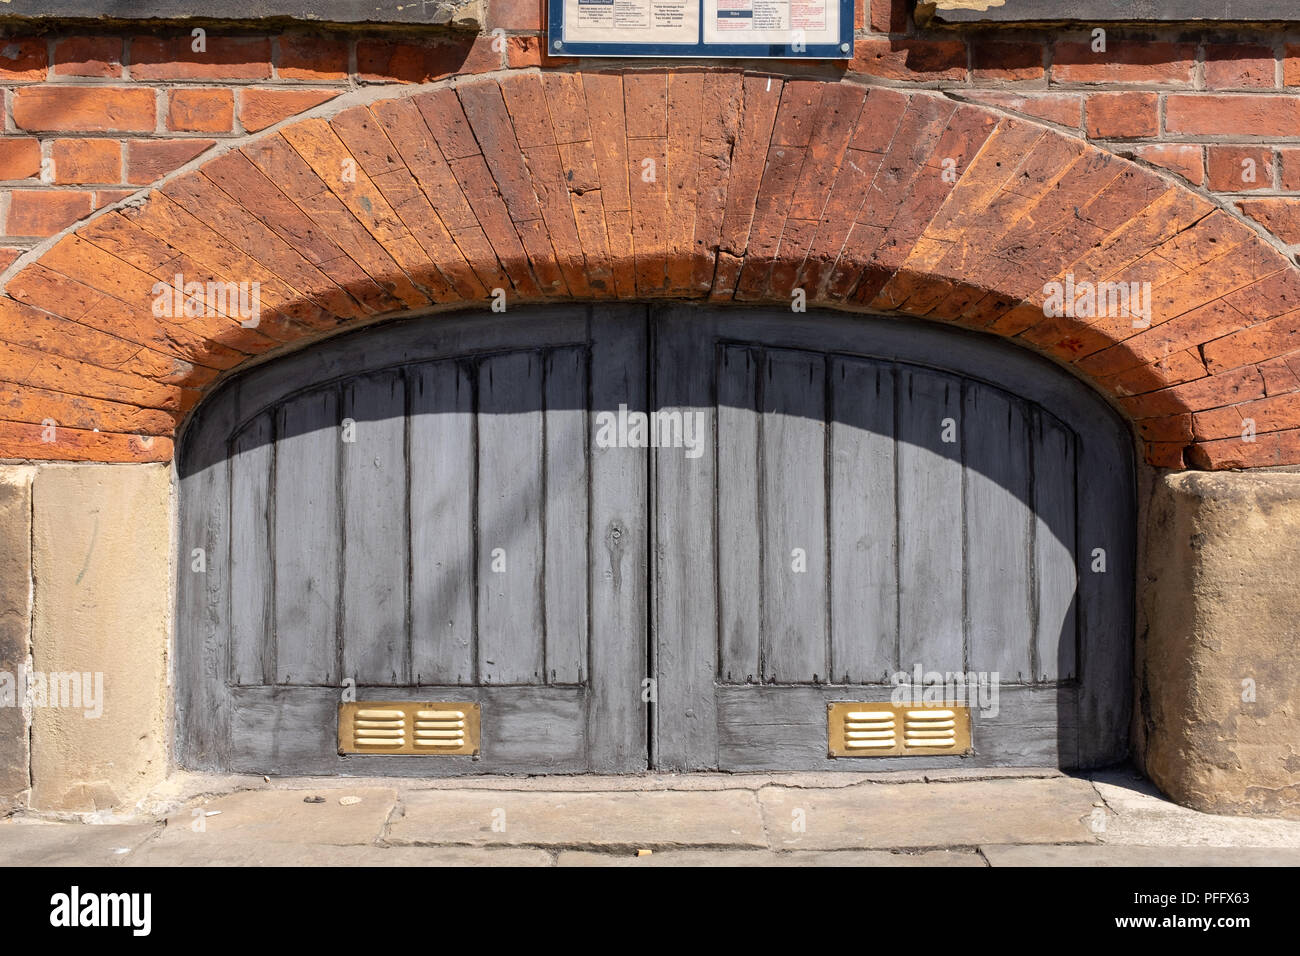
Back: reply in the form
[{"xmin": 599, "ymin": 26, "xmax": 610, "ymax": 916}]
[{"xmin": 2, "ymin": 68, "xmax": 1298, "ymax": 469}]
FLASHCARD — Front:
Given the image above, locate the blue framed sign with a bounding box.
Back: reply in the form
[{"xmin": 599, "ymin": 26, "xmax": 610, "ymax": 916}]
[{"xmin": 548, "ymin": 0, "xmax": 854, "ymax": 59}]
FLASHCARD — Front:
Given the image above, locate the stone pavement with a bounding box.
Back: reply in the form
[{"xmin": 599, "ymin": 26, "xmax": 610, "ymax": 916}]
[{"xmin": 3, "ymin": 768, "xmax": 1300, "ymax": 866}]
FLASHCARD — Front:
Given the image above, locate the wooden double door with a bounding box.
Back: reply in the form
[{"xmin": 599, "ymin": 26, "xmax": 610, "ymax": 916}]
[{"xmin": 176, "ymin": 305, "xmax": 1134, "ymax": 775}]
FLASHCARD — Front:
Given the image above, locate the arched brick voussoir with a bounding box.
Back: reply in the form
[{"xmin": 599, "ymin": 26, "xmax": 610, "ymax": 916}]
[{"xmin": 1, "ymin": 68, "xmax": 1299, "ymax": 469}]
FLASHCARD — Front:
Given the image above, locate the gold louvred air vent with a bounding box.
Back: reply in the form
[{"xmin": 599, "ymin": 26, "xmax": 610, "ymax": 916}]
[
  {"xmin": 828, "ymin": 702, "xmax": 971, "ymax": 757},
  {"xmin": 338, "ymin": 702, "xmax": 480, "ymax": 756}
]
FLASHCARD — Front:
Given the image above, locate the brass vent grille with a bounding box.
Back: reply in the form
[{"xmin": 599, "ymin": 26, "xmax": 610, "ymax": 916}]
[
  {"xmin": 338, "ymin": 702, "xmax": 480, "ymax": 756},
  {"xmin": 828, "ymin": 702, "xmax": 971, "ymax": 757}
]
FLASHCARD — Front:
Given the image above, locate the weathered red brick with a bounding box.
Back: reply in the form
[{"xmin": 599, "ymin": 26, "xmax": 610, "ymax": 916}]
[
  {"xmin": 240, "ymin": 88, "xmax": 339, "ymax": 132},
  {"xmin": 0, "ymin": 139, "xmax": 41, "ymax": 180},
  {"xmin": 1206, "ymin": 145, "xmax": 1274, "ymax": 191},
  {"xmin": 1278, "ymin": 147, "xmax": 1300, "ymax": 190},
  {"xmin": 1085, "ymin": 92, "xmax": 1158, "ymax": 138},
  {"xmin": 357, "ymin": 36, "xmax": 499, "ymax": 83},
  {"xmin": 131, "ymin": 35, "xmax": 272, "ymax": 80},
  {"xmin": 507, "ymin": 36, "xmax": 540, "ymax": 68},
  {"xmin": 51, "ymin": 139, "xmax": 122, "ymax": 184},
  {"xmin": 0, "ymin": 38, "xmax": 48, "ymax": 81},
  {"xmin": 971, "ymin": 41, "xmax": 1043, "ymax": 82},
  {"xmin": 959, "ymin": 91, "xmax": 1082, "ymax": 128},
  {"xmin": 6, "ymin": 190, "xmax": 93, "ymax": 236},
  {"xmin": 14, "ymin": 86, "xmax": 157, "ymax": 133},
  {"xmin": 1286, "ymin": 44, "xmax": 1300, "ymax": 87},
  {"xmin": 1166, "ymin": 94, "xmax": 1300, "ymax": 136},
  {"xmin": 1133, "ymin": 144, "xmax": 1203, "ymax": 185},
  {"xmin": 1205, "ymin": 43, "xmax": 1276, "ymax": 89},
  {"xmin": 0, "ymin": 421, "xmax": 172, "ymax": 464},
  {"xmin": 278, "ymin": 34, "xmax": 349, "ymax": 80},
  {"xmin": 1051, "ymin": 41, "xmax": 1194, "ymax": 85},
  {"xmin": 94, "ymin": 189, "xmax": 136, "ymax": 208},
  {"xmin": 1188, "ymin": 431, "xmax": 1300, "ymax": 469},
  {"xmin": 1193, "ymin": 392, "xmax": 1300, "ymax": 441},
  {"xmin": 167, "ymin": 88, "xmax": 234, "ymax": 133},
  {"xmin": 127, "ymin": 138, "xmax": 215, "ymax": 185},
  {"xmin": 849, "ymin": 37, "xmax": 967, "ymax": 82},
  {"xmin": 869, "ymin": 0, "xmax": 908, "ymax": 32},
  {"xmin": 1145, "ymin": 443, "xmax": 1187, "ymax": 468},
  {"xmin": 1238, "ymin": 198, "xmax": 1300, "ymax": 245},
  {"xmin": 487, "ymin": 0, "xmax": 543, "ymax": 31},
  {"xmin": 53, "ymin": 36, "xmax": 124, "ymax": 77}
]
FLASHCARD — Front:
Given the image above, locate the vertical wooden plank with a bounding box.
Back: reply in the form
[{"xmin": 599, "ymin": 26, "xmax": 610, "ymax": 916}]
[
  {"xmin": 964, "ymin": 385, "xmax": 1033, "ymax": 682},
  {"xmin": 716, "ymin": 345, "xmax": 761, "ymax": 683},
  {"xmin": 652, "ymin": 306, "xmax": 718, "ymax": 770},
  {"xmin": 589, "ymin": 305, "xmax": 649, "ymax": 771},
  {"xmin": 409, "ymin": 360, "xmax": 475, "ymax": 685},
  {"xmin": 175, "ymin": 394, "xmax": 237, "ymax": 770},
  {"xmin": 760, "ymin": 349, "xmax": 828, "ymax": 683},
  {"xmin": 341, "ymin": 370, "xmax": 409, "ymax": 685},
  {"xmin": 544, "ymin": 346, "xmax": 590, "ymax": 685},
  {"xmin": 896, "ymin": 367, "xmax": 964, "ymax": 674},
  {"xmin": 229, "ymin": 412, "xmax": 272, "ymax": 687},
  {"xmin": 829, "ymin": 357, "xmax": 897, "ymax": 684},
  {"xmin": 274, "ymin": 390, "xmax": 339, "ymax": 685},
  {"xmin": 1075, "ymin": 416, "xmax": 1135, "ymax": 767},
  {"xmin": 1032, "ymin": 412, "xmax": 1077, "ymax": 684},
  {"xmin": 477, "ymin": 351, "xmax": 545, "ymax": 685}
]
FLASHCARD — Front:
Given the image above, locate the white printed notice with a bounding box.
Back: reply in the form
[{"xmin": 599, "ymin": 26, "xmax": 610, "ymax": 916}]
[
  {"xmin": 703, "ymin": 0, "xmax": 838, "ymax": 46},
  {"xmin": 564, "ymin": 0, "xmax": 699, "ymax": 44}
]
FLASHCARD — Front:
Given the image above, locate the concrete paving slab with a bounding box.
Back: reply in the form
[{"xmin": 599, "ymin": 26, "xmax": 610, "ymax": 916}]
[
  {"xmin": 127, "ymin": 843, "xmax": 551, "ymax": 866},
  {"xmin": 141, "ymin": 768, "xmax": 1070, "ymax": 813},
  {"xmin": 759, "ymin": 776, "xmax": 1100, "ymax": 850},
  {"xmin": 9, "ymin": 769, "xmax": 1300, "ymax": 865},
  {"xmin": 386, "ymin": 788, "xmax": 767, "ymax": 849},
  {"xmin": 982, "ymin": 844, "xmax": 1300, "ymax": 866},
  {"xmin": 0, "ymin": 820, "xmax": 158, "ymax": 866},
  {"xmin": 557, "ymin": 848, "xmax": 985, "ymax": 866},
  {"xmin": 154, "ymin": 787, "xmax": 397, "ymax": 847},
  {"xmin": 1090, "ymin": 770, "xmax": 1300, "ymax": 848}
]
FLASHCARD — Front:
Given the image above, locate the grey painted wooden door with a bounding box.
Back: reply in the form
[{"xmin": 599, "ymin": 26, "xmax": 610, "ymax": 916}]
[
  {"xmin": 651, "ymin": 308, "xmax": 1134, "ymax": 772},
  {"xmin": 177, "ymin": 304, "xmax": 1134, "ymax": 775},
  {"xmin": 176, "ymin": 306, "xmax": 648, "ymax": 775}
]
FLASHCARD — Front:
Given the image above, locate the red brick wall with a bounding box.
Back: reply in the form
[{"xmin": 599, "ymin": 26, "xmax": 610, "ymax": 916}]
[
  {"xmin": 3, "ymin": 12, "xmax": 1300, "ymax": 255},
  {"xmin": 2, "ymin": 7, "xmax": 1300, "ymax": 470},
  {"xmin": 0, "ymin": 29, "xmax": 501, "ymax": 260}
]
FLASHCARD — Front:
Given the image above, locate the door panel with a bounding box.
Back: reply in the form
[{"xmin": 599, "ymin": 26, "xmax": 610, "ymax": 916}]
[
  {"xmin": 652, "ymin": 306, "xmax": 1134, "ymax": 772},
  {"xmin": 760, "ymin": 349, "xmax": 828, "ymax": 683},
  {"xmin": 275, "ymin": 390, "xmax": 340, "ymax": 686},
  {"xmin": 829, "ymin": 357, "xmax": 896, "ymax": 685},
  {"xmin": 176, "ymin": 307, "xmax": 648, "ymax": 775},
  {"xmin": 409, "ymin": 360, "xmax": 474, "ymax": 685},
  {"xmin": 896, "ymin": 367, "xmax": 964, "ymax": 675},
  {"xmin": 476, "ymin": 351, "xmax": 546, "ymax": 685}
]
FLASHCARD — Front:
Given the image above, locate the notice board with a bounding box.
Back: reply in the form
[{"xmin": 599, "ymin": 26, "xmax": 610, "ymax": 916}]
[{"xmin": 549, "ymin": 0, "xmax": 854, "ymax": 58}]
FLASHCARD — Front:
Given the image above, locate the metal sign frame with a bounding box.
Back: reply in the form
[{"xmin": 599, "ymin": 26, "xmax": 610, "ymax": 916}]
[{"xmin": 548, "ymin": 0, "xmax": 855, "ymax": 59}]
